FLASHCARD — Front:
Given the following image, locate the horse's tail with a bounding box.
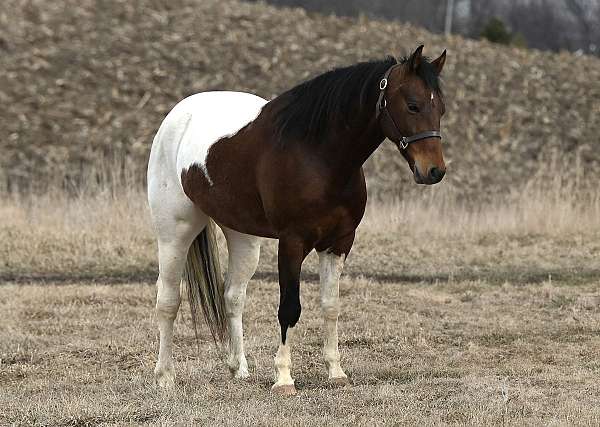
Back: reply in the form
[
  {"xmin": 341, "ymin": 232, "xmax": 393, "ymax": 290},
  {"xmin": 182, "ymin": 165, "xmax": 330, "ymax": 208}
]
[{"xmin": 183, "ymin": 219, "xmax": 228, "ymax": 347}]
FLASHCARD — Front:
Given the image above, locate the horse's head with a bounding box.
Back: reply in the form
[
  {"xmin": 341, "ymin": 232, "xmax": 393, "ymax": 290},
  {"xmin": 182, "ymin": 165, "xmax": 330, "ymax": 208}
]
[{"xmin": 378, "ymin": 45, "xmax": 447, "ymax": 185}]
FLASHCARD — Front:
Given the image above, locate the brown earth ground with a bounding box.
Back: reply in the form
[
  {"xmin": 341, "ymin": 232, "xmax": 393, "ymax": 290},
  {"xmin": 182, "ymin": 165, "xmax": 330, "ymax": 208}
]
[{"xmin": 1, "ymin": 190, "xmax": 600, "ymax": 425}]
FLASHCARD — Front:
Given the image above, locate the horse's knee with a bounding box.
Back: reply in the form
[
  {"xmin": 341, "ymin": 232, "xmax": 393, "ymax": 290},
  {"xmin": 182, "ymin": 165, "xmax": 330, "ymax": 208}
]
[
  {"xmin": 156, "ymin": 299, "xmax": 179, "ymax": 321},
  {"xmin": 224, "ymin": 285, "xmax": 245, "ymax": 317},
  {"xmin": 278, "ymin": 297, "xmax": 301, "ymax": 329},
  {"xmin": 156, "ymin": 279, "xmax": 181, "ymax": 320},
  {"xmin": 321, "ymin": 299, "xmax": 339, "ymax": 320}
]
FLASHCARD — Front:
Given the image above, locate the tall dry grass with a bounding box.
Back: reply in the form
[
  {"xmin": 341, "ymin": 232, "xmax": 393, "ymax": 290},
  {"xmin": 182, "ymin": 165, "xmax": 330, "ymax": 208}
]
[
  {"xmin": 363, "ymin": 174, "xmax": 600, "ymax": 237},
  {"xmin": 2, "ymin": 160, "xmax": 599, "ymax": 283},
  {"xmin": 0, "ymin": 147, "xmax": 600, "ymax": 280},
  {"xmin": 376, "ymin": 149, "xmax": 596, "ymax": 234},
  {"xmin": 0, "ymin": 181, "xmax": 152, "ymax": 279}
]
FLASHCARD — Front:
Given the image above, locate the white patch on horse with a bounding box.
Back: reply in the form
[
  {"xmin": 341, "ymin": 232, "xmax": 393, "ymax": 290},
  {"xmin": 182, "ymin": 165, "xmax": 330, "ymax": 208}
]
[
  {"xmin": 431, "ymin": 92, "xmax": 434, "ymax": 103},
  {"xmin": 172, "ymin": 91, "xmax": 268, "ymax": 187},
  {"xmin": 318, "ymin": 251, "xmax": 348, "ymax": 380}
]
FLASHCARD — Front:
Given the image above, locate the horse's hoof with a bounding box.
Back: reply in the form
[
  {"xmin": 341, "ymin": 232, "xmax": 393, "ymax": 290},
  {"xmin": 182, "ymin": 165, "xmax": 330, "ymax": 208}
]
[
  {"xmin": 156, "ymin": 372, "xmax": 176, "ymax": 389},
  {"xmin": 328, "ymin": 376, "xmax": 351, "ymax": 387},
  {"xmin": 155, "ymin": 364, "xmax": 176, "ymax": 389},
  {"xmin": 232, "ymin": 369, "xmax": 250, "ymax": 380},
  {"xmin": 228, "ymin": 357, "xmax": 250, "ymax": 380},
  {"xmin": 272, "ymin": 384, "xmax": 297, "ymax": 396}
]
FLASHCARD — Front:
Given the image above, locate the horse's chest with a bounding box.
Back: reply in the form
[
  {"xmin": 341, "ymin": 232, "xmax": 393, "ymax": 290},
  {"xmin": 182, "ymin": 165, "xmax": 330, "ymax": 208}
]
[{"xmin": 258, "ymin": 160, "xmax": 367, "ymax": 244}]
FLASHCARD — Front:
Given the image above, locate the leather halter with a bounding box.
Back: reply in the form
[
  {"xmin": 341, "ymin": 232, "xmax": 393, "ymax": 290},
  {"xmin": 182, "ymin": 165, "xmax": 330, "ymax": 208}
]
[{"xmin": 375, "ymin": 64, "xmax": 442, "ymax": 150}]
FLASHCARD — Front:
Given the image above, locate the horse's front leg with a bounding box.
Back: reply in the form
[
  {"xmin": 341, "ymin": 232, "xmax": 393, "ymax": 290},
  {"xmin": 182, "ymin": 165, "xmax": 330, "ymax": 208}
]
[
  {"xmin": 272, "ymin": 236, "xmax": 308, "ymax": 396},
  {"xmin": 318, "ymin": 250, "xmax": 350, "ymax": 385}
]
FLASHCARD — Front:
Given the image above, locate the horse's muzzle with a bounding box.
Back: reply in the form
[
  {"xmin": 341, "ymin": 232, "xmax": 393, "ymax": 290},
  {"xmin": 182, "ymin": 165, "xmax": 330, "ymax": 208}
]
[{"xmin": 414, "ymin": 166, "xmax": 445, "ymax": 185}]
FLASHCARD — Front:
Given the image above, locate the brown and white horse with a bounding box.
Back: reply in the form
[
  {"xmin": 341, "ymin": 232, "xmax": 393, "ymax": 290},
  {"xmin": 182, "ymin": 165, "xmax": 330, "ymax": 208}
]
[{"xmin": 147, "ymin": 45, "xmax": 447, "ymax": 395}]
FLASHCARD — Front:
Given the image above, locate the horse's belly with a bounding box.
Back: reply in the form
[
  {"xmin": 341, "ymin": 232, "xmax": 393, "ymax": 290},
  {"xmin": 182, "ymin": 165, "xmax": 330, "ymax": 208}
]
[
  {"xmin": 181, "ymin": 160, "xmax": 277, "ymax": 238},
  {"xmin": 206, "ymin": 181, "xmax": 277, "ymax": 238}
]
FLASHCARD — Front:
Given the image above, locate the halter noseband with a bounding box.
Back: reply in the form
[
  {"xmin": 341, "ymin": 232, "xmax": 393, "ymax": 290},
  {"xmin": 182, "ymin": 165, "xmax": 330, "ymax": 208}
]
[{"xmin": 375, "ymin": 64, "xmax": 442, "ymax": 150}]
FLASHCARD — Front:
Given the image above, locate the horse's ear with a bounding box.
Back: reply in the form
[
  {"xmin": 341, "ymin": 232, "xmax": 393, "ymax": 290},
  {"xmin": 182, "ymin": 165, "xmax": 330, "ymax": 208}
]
[
  {"xmin": 431, "ymin": 49, "xmax": 447, "ymax": 75},
  {"xmin": 408, "ymin": 45, "xmax": 424, "ymax": 72}
]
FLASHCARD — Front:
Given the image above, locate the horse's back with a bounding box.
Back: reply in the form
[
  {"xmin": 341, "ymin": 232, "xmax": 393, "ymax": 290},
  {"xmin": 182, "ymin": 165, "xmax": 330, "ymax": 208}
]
[{"xmin": 147, "ymin": 91, "xmax": 267, "ymax": 202}]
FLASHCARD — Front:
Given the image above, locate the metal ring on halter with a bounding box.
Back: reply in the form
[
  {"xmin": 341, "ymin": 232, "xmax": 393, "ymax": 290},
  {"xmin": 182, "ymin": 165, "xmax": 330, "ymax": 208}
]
[
  {"xmin": 399, "ymin": 137, "xmax": 409, "ymax": 150},
  {"xmin": 379, "ymin": 78, "xmax": 387, "ymax": 90}
]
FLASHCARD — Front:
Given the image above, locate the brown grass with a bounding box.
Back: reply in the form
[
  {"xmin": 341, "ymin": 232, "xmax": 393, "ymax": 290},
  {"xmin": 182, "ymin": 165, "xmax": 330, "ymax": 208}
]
[
  {"xmin": 1, "ymin": 176, "xmax": 600, "ymax": 424},
  {"xmin": 2, "ymin": 171, "xmax": 600, "ymax": 284},
  {"xmin": 1, "ymin": 278, "xmax": 599, "ymax": 425}
]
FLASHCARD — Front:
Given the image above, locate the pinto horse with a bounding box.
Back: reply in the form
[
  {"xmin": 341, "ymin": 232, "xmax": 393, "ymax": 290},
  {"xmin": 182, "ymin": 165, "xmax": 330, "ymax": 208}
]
[{"xmin": 147, "ymin": 45, "xmax": 447, "ymax": 395}]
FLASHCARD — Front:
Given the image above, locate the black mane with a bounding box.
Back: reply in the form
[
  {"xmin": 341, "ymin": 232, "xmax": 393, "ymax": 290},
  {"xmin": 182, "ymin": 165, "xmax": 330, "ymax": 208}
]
[{"xmin": 268, "ymin": 55, "xmax": 442, "ymax": 144}]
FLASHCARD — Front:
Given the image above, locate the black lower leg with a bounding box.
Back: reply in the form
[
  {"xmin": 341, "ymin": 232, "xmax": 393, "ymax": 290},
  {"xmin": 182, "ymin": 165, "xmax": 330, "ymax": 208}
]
[
  {"xmin": 278, "ymin": 287, "xmax": 301, "ymax": 344},
  {"xmin": 277, "ymin": 236, "xmax": 307, "ymax": 344}
]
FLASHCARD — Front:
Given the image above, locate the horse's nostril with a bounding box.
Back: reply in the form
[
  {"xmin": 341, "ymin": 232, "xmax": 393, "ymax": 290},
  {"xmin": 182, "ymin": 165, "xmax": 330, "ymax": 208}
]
[{"xmin": 429, "ymin": 167, "xmax": 445, "ymax": 182}]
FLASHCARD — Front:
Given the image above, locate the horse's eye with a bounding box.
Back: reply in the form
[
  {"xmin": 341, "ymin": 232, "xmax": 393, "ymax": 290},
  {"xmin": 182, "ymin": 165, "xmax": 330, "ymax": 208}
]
[{"xmin": 407, "ymin": 103, "xmax": 420, "ymax": 113}]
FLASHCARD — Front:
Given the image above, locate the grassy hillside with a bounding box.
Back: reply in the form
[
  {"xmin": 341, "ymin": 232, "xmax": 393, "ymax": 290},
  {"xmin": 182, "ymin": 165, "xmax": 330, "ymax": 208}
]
[{"xmin": 1, "ymin": 0, "xmax": 600, "ymax": 199}]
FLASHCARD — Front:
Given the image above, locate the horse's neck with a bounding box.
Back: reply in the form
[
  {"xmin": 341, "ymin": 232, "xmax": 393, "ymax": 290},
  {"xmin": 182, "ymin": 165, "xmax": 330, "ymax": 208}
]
[{"xmin": 319, "ymin": 113, "xmax": 385, "ymax": 182}]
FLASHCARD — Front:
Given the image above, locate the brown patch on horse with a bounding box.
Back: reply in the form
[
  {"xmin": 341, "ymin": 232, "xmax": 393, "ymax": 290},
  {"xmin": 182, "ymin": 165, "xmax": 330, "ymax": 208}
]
[{"xmin": 180, "ymin": 126, "xmax": 278, "ymax": 238}]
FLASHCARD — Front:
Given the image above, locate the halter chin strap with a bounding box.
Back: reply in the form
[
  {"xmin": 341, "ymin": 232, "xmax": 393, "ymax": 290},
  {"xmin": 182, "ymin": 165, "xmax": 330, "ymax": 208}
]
[{"xmin": 375, "ymin": 64, "xmax": 442, "ymax": 150}]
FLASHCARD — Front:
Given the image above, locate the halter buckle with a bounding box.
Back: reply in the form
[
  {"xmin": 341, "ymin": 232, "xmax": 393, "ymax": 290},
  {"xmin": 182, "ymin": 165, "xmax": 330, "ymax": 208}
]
[{"xmin": 399, "ymin": 137, "xmax": 409, "ymax": 150}]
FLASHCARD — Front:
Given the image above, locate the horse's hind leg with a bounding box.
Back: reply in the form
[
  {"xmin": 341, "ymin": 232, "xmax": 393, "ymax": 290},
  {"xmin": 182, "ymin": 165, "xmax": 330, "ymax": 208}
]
[
  {"xmin": 151, "ymin": 205, "xmax": 207, "ymax": 388},
  {"xmin": 221, "ymin": 227, "xmax": 261, "ymax": 379}
]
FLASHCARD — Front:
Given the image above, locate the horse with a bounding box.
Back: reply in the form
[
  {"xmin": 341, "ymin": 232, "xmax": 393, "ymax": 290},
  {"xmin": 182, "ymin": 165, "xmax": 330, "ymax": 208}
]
[{"xmin": 147, "ymin": 45, "xmax": 447, "ymax": 395}]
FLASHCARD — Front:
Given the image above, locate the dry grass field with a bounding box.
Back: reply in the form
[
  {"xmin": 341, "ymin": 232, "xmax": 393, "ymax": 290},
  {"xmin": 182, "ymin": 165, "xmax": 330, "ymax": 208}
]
[
  {"xmin": 2, "ymin": 179, "xmax": 600, "ymax": 425},
  {"xmin": 1, "ymin": 277, "xmax": 599, "ymax": 425}
]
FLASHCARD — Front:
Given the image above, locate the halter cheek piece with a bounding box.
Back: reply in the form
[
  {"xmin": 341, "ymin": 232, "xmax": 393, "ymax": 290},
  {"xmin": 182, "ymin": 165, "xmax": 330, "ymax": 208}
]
[{"xmin": 375, "ymin": 64, "xmax": 442, "ymax": 150}]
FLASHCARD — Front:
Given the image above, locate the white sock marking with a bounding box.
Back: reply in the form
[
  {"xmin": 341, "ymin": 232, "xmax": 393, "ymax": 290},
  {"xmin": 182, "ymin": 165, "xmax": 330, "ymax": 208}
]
[{"xmin": 318, "ymin": 251, "xmax": 347, "ymax": 380}]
